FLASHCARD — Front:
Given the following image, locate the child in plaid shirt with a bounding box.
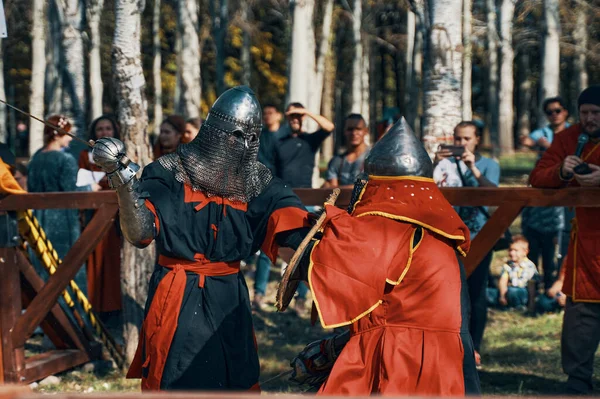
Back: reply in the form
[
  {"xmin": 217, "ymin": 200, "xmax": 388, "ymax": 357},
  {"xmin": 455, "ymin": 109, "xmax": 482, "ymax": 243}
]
[{"xmin": 488, "ymin": 235, "xmax": 538, "ymax": 308}]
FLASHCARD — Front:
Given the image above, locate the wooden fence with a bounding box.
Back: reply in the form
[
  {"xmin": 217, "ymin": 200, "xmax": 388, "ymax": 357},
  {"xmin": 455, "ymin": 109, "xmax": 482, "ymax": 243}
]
[{"xmin": 0, "ymin": 187, "xmax": 599, "ymax": 385}]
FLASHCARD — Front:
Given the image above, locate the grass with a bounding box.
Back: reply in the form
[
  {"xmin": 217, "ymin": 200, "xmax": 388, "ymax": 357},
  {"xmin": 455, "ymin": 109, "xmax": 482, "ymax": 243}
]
[{"xmin": 29, "ymin": 264, "xmax": 600, "ymax": 395}]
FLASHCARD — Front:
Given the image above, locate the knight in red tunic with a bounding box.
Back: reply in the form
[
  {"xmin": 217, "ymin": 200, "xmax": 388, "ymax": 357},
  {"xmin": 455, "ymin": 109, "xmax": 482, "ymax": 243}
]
[{"xmin": 288, "ymin": 119, "xmax": 479, "ymax": 395}]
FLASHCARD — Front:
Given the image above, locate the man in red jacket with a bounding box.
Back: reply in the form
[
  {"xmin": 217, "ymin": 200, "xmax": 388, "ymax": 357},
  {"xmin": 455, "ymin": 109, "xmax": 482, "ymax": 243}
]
[{"xmin": 529, "ymin": 85, "xmax": 600, "ymax": 395}]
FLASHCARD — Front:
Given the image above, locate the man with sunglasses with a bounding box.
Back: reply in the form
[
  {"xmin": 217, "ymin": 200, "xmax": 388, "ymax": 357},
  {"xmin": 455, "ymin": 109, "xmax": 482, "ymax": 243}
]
[
  {"xmin": 530, "ymin": 85, "xmax": 600, "ymax": 395},
  {"xmin": 520, "ymin": 97, "xmax": 570, "ymax": 299},
  {"xmin": 522, "ymin": 97, "xmax": 570, "ymax": 157}
]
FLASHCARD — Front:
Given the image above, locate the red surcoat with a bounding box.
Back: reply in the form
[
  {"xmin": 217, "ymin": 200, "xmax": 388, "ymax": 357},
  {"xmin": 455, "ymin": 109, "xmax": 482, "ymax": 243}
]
[
  {"xmin": 309, "ymin": 176, "xmax": 471, "ymax": 395},
  {"xmin": 529, "ymin": 124, "xmax": 600, "ymax": 303}
]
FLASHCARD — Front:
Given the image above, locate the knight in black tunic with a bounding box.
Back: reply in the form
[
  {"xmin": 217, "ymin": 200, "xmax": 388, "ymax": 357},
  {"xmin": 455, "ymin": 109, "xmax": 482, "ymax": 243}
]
[{"xmin": 91, "ymin": 86, "xmax": 309, "ymax": 391}]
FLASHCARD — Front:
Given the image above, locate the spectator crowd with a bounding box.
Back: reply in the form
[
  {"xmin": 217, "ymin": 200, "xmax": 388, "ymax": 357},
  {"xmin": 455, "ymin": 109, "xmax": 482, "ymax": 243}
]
[{"xmin": 0, "ymin": 85, "xmax": 599, "ymax": 395}]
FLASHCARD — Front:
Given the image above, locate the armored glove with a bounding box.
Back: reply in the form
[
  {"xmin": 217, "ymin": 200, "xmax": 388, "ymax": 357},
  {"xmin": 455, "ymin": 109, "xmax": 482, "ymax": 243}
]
[
  {"xmin": 92, "ymin": 137, "xmax": 139, "ymax": 189},
  {"xmin": 289, "ymin": 330, "xmax": 350, "ymax": 388}
]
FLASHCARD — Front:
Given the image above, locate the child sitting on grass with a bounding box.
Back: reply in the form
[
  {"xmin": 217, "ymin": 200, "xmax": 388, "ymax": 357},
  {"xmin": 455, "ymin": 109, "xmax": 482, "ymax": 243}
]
[{"xmin": 487, "ymin": 235, "xmax": 538, "ymax": 309}]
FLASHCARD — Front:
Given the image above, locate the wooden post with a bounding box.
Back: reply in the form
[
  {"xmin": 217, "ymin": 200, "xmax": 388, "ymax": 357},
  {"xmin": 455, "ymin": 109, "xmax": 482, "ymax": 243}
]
[{"xmin": 0, "ymin": 248, "xmax": 25, "ymax": 383}]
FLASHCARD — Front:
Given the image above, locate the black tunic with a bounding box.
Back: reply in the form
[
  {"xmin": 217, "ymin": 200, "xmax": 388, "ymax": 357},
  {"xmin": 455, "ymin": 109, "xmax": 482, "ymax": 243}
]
[{"xmin": 136, "ymin": 162, "xmax": 307, "ymax": 390}]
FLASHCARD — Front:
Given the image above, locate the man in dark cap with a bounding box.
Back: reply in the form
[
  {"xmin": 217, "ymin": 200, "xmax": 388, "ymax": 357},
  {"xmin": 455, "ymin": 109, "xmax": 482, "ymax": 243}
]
[
  {"xmin": 530, "ymin": 85, "xmax": 600, "ymax": 395},
  {"xmin": 284, "ymin": 119, "xmax": 479, "ymax": 395}
]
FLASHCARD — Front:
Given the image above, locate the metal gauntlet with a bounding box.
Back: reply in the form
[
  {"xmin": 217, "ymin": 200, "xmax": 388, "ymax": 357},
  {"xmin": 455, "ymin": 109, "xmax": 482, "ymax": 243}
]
[
  {"xmin": 92, "ymin": 138, "xmax": 156, "ymax": 248},
  {"xmin": 115, "ymin": 176, "xmax": 156, "ymax": 248}
]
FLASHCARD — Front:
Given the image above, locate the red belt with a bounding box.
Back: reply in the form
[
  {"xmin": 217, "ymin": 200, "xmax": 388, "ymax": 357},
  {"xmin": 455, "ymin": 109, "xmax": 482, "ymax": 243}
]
[{"xmin": 126, "ymin": 255, "xmax": 240, "ymax": 391}]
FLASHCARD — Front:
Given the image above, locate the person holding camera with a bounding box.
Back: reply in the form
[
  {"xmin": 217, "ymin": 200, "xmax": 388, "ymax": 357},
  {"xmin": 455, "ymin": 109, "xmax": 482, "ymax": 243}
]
[
  {"xmin": 530, "ymin": 85, "xmax": 600, "ymax": 396},
  {"xmin": 433, "ymin": 121, "xmax": 500, "ymax": 369}
]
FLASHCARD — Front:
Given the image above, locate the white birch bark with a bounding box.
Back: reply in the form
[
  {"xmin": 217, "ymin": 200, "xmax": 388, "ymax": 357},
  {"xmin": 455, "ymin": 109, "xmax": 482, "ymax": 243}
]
[
  {"xmin": 350, "ymin": 0, "xmax": 363, "ymax": 114},
  {"xmin": 486, "ymin": 0, "xmax": 499, "ymax": 149},
  {"xmin": 539, "ymin": 0, "xmax": 560, "ymax": 127},
  {"xmin": 498, "ymin": 0, "xmax": 515, "ymax": 155},
  {"xmin": 213, "ymin": 0, "xmax": 228, "ymax": 95},
  {"xmin": 360, "ymin": 38, "xmax": 370, "ymax": 128},
  {"xmin": 112, "ymin": 0, "xmax": 153, "ymax": 363},
  {"xmin": 405, "ymin": 10, "xmax": 415, "ymax": 118},
  {"xmin": 177, "ymin": 0, "xmax": 201, "ymax": 118},
  {"xmin": 152, "ymin": 0, "xmax": 162, "ymax": 136},
  {"xmin": 312, "ymin": 0, "xmax": 333, "ymax": 117},
  {"xmin": 29, "ymin": 0, "xmax": 46, "ymax": 154},
  {"xmin": 87, "ymin": 0, "xmax": 104, "ymax": 120},
  {"xmin": 421, "ymin": 0, "xmax": 463, "ymax": 157},
  {"xmin": 57, "ymin": 0, "xmax": 87, "ymax": 136},
  {"xmin": 462, "ymin": 0, "xmax": 472, "ymax": 120},
  {"xmin": 288, "ymin": 0, "xmax": 315, "ymax": 111},
  {"xmin": 0, "ymin": 40, "xmax": 6, "ymax": 144},
  {"xmin": 573, "ymin": 4, "xmax": 588, "ymax": 94}
]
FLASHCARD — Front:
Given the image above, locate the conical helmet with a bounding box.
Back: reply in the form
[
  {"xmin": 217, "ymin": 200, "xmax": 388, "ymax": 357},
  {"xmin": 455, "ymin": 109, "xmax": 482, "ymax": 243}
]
[{"xmin": 364, "ymin": 117, "xmax": 433, "ymax": 178}]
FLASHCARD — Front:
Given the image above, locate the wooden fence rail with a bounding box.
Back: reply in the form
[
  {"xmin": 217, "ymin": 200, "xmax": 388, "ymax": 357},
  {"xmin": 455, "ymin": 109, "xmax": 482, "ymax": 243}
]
[{"xmin": 0, "ymin": 187, "xmax": 599, "ymax": 385}]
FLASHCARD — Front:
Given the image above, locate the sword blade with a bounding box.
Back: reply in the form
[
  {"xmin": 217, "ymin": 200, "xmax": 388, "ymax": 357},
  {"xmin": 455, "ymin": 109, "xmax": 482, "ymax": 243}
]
[{"xmin": 0, "ymin": 99, "xmax": 94, "ymax": 148}]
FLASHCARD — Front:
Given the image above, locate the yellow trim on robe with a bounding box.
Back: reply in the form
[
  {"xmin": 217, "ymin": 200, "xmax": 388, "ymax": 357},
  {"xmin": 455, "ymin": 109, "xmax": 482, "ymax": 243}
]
[
  {"xmin": 386, "ymin": 227, "xmax": 424, "ymax": 286},
  {"xmin": 355, "ymin": 211, "xmax": 466, "ymax": 255},
  {"xmin": 349, "ymin": 184, "xmax": 368, "ymax": 215},
  {"xmin": 308, "ymin": 239, "xmax": 383, "ymax": 329}
]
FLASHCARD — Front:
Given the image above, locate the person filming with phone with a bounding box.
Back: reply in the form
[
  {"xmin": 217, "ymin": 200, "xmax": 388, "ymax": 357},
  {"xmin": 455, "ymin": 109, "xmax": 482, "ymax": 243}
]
[{"xmin": 433, "ymin": 121, "xmax": 500, "ymax": 370}]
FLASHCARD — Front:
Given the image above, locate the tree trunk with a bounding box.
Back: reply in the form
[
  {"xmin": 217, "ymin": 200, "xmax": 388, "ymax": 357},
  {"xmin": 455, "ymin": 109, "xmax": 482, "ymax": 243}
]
[
  {"xmin": 58, "ymin": 0, "xmax": 87, "ymax": 136},
  {"xmin": 320, "ymin": 47, "xmax": 335, "ymax": 163},
  {"xmin": 112, "ymin": 0, "xmax": 154, "ymax": 364},
  {"xmin": 486, "ymin": 0, "xmax": 499, "ymax": 149},
  {"xmin": 87, "ymin": 0, "xmax": 104, "ymax": 120},
  {"xmin": 240, "ymin": 0, "xmax": 251, "ymax": 86},
  {"xmin": 361, "ymin": 37, "xmax": 370, "ymax": 128},
  {"xmin": 29, "ymin": 0, "xmax": 46, "ymax": 155},
  {"xmin": 461, "ymin": 0, "xmax": 472, "ymax": 120},
  {"xmin": 406, "ymin": 2, "xmax": 424, "ymax": 135},
  {"xmin": 421, "ymin": 0, "xmax": 463, "ymax": 157},
  {"xmin": 312, "ymin": 0, "xmax": 333, "ymax": 117},
  {"xmin": 350, "ymin": 0, "xmax": 363, "ymax": 114},
  {"xmin": 573, "ymin": 3, "xmax": 588, "ymax": 95},
  {"xmin": 212, "ymin": 0, "xmax": 228, "ymax": 96},
  {"xmin": 288, "ymin": 0, "xmax": 316, "ymax": 110},
  {"xmin": 0, "ymin": 40, "xmax": 6, "ymax": 144},
  {"xmin": 46, "ymin": 1, "xmax": 64, "ymax": 116},
  {"xmin": 152, "ymin": 0, "xmax": 162, "ymax": 136},
  {"xmin": 498, "ymin": 0, "xmax": 515, "ymax": 155},
  {"xmin": 405, "ymin": 9, "xmax": 415, "ymax": 122},
  {"xmin": 516, "ymin": 50, "xmax": 531, "ymax": 139},
  {"xmin": 538, "ymin": 0, "xmax": 560, "ymax": 127},
  {"xmin": 177, "ymin": 0, "xmax": 201, "ymax": 118}
]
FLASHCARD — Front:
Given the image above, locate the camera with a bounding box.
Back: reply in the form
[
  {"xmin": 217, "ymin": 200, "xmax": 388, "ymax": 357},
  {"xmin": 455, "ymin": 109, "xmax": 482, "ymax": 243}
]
[
  {"xmin": 439, "ymin": 144, "xmax": 465, "ymax": 158},
  {"xmin": 574, "ymin": 163, "xmax": 592, "ymax": 175}
]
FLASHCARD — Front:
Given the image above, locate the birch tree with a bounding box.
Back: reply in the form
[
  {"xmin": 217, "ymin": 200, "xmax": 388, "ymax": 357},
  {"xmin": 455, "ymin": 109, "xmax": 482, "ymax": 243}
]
[
  {"xmin": 87, "ymin": 0, "xmax": 104, "ymax": 120},
  {"xmin": 573, "ymin": 2, "xmax": 588, "ymax": 94},
  {"xmin": 538, "ymin": 0, "xmax": 560, "ymax": 127},
  {"xmin": 0, "ymin": 40, "xmax": 6, "ymax": 144},
  {"xmin": 212, "ymin": 0, "xmax": 229, "ymax": 96},
  {"xmin": 152, "ymin": 0, "xmax": 162, "ymax": 136},
  {"xmin": 177, "ymin": 0, "xmax": 201, "ymax": 118},
  {"xmin": 486, "ymin": 0, "xmax": 499, "ymax": 149},
  {"xmin": 57, "ymin": 0, "xmax": 87, "ymax": 136},
  {"xmin": 498, "ymin": 0, "xmax": 515, "ymax": 155},
  {"xmin": 288, "ymin": 0, "xmax": 316, "ymax": 111},
  {"xmin": 419, "ymin": 0, "xmax": 463, "ymax": 157},
  {"xmin": 350, "ymin": 0, "xmax": 364, "ymax": 114},
  {"xmin": 240, "ymin": 0, "xmax": 251, "ymax": 86},
  {"xmin": 29, "ymin": 0, "xmax": 46, "ymax": 154},
  {"xmin": 516, "ymin": 51, "xmax": 532, "ymax": 138},
  {"xmin": 112, "ymin": 0, "xmax": 153, "ymax": 363},
  {"xmin": 462, "ymin": 0, "xmax": 472, "ymax": 120}
]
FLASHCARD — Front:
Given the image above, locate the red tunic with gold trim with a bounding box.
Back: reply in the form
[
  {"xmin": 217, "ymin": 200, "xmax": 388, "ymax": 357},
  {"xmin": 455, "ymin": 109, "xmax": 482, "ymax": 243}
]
[
  {"xmin": 308, "ymin": 176, "xmax": 470, "ymax": 396},
  {"xmin": 529, "ymin": 124, "xmax": 600, "ymax": 302},
  {"xmin": 127, "ymin": 161, "xmax": 308, "ymax": 391}
]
